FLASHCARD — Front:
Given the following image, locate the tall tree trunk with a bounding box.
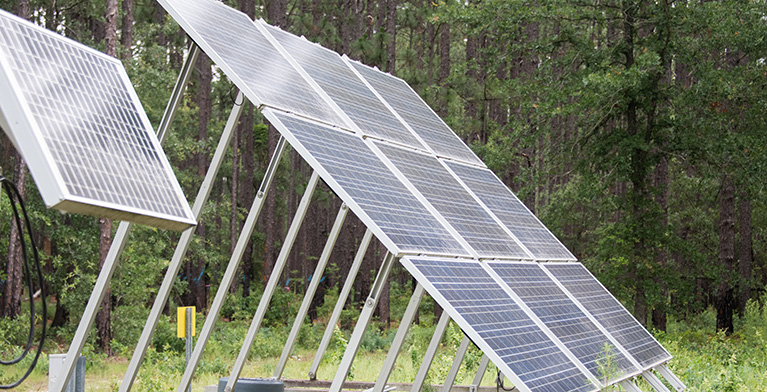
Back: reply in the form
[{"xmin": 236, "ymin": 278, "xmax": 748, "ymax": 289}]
[
  {"xmin": 716, "ymin": 175, "xmax": 735, "ymax": 334},
  {"xmin": 192, "ymin": 53, "xmax": 212, "ymax": 310},
  {"xmin": 120, "ymin": 0, "xmax": 134, "ymax": 60},
  {"xmin": 95, "ymin": 0, "xmax": 118, "ymax": 354},
  {"xmin": 385, "ymin": 0, "xmax": 396, "ymax": 73},
  {"xmin": 737, "ymin": 189, "xmax": 752, "ymax": 315},
  {"xmin": 267, "ymin": 0, "xmax": 288, "ymax": 28},
  {"xmin": 436, "ymin": 23, "xmax": 450, "ymax": 117},
  {"xmin": 15, "ymin": 0, "xmax": 30, "ymax": 19},
  {"xmin": 2, "ymin": 153, "xmax": 26, "ymax": 319},
  {"xmin": 652, "ymin": 156, "xmax": 668, "ymax": 331}
]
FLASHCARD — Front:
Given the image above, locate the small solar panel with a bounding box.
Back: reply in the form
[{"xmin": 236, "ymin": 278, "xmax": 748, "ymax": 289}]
[
  {"xmin": 259, "ymin": 22, "xmax": 427, "ymax": 149},
  {"xmin": 489, "ymin": 262, "xmax": 639, "ymax": 381},
  {"xmin": 263, "ymin": 109, "xmax": 468, "ymax": 256},
  {"xmin": 401, "ymin": 257, "xmax": 595, "ymax": 392},
  {"xmin": 349, "ymin": 61, "xmax": 483, "ymax": 166},
  {"xmin": 0, "ymin": 10, "xmax": 195, "ymax": 231},
  {"xmin": 375, "ymin": 142, "xmax": 529, "ymax": 259},
  {"xmin": 543, "ymin": 263, "xmax": 672, "ymax": 369},
  {"xmin": 445, "ymin": 161, "xmax": 575, "ymax": 260},
  {"xmin": 158, "ymin": 0, "xmax": 345, "ymax": 126}
]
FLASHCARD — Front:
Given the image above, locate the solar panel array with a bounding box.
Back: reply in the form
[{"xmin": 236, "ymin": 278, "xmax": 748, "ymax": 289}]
[
  {"xmin": 158, "ymin": 0, "xmax": 675, "ymax": 389},
  {"xmin": 0, "ymin": 9, "xmax": 195, "ymax": 231}
]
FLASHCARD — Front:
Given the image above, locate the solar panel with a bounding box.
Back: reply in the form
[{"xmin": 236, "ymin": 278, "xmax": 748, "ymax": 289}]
[
  {"xmin": 263, "ymin": 109, "xmax": 468, "ymax": 257},
  {"xmin": 445, "ymin": 161, "xmax": 575, "ymax": 260},
  {"xmin": 158, "ymin": 0, "xmax": 345, "ymax": 126},
  {"xmin": 489, "ymin": 262, "xmax": 640, "ymax": 382},
  {"xmin": 375, "ymin": 142, "xmax": 529, "ymax": 259},
  {"xmin": 400, "ymin": 257, "xmax": 595, "ymax": 392},
  {"xmin": 543, "ymin": 263, "xmax": 672, "ymax": 369},
  {"xmin": 0, "ymin": 10, "xmax": 195, "ymax": 231},
  {"xmin": 259, "ymin": 23, "xmax": 427, "ymax": 149},
  {"xmin": 349, "ymin": 61, "xmax": 483, "ymax": 166}
]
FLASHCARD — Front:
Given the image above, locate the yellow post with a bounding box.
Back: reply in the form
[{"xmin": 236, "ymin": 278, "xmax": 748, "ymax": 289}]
[{"xmin": 177, "ymin": 306, "xmax": 196, "ymax": 338}]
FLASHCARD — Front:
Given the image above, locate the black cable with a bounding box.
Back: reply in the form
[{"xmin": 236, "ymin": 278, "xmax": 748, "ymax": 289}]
[
  {"xmin": 496, "ymin": 369, "xmax": 515, "ymax": 392},
  {"xmin": 0, "ymin": 176, "xmax": 46, "ymax": 389}
]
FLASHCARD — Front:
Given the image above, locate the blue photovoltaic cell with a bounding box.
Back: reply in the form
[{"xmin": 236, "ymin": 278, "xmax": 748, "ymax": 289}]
[
  {"xmin": 543, "ymin": 263, "xmax": 671, "ymax": 369},
  {"xmin": 403, "ymin": 257, "xmax": 593, "ymax": 392},
  {"xmin": 349, "ymin": 61, "xmax": 483, "ymax": 165},
  {"xmin": 266, "ymin": 110, "xmax": 467, "ymax": 256},
  {"xmin": 376, "ymin": 142, "xmax": 529, "ymax": 259},
  {"xmin": 260, "ymin": 23, "xmax": 426, "ymax": 149},
  {"xmin": 0, "ymin": 10, "xmax": 194, "ymax": 230},
  {"xmin": 159, "ymin": 0, "xmax": 345, "ymax": 126},
  {"xmin": 490, "ymin": 263, "xmax": 639, "ymax": 381},
  {"xmin": 445, "ymin": 161, "xmax": 575, "ymax": 260}
]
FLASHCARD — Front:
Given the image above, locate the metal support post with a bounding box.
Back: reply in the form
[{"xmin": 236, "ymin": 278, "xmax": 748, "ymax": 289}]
[
  {"xmin": 410, "ymin": 311, "xmax": 451, "ymax": 392},
  {"xmin": 643, "ymin": 371, "xmax": 671, "ymax": 392},
  {"xmin": 308, "ymin": 229, "xmax": 373, "ymax": 380},
  {"xmin": 655, "ymin": 365, "xmax": 685, "ymax": 391},
  {"xmin": 53, "ymin": 44, "xmax": 203, "ymax": 392},
  {"xmin": 274, "ymin": 203, "xmax": 349, "ymax": 378},
  {"xmin": 441, "ymin": 335, "xmax": 470, "ymax": 392},
  {"xmin": 185, "ymin": 308, "xmax": 194, "ymax": 392},
  {"xmin": 221, "ymin": 171, "xmax": 321, "ymax": 392},
  {"xmin": 372, "ymin": 284, "xmax": 425, "ymax": 392},
  {"xmin": 470, "ymin": 355, "xmax": 490, "ymax": 392},
  {"xmin": 619, "ymin": 380, "xmax": 644, "ymax": 392},
  {"xmin": 120, "ymin": 90, "xmax": 245, "ymax": 392},
  {"xmin": 328, "ymin": 253, "xmax": 395, "ymax": 392}
]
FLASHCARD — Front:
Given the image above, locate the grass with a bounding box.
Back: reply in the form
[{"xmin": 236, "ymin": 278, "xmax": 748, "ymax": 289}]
[{"xmin": 6, "ymin": 300, "xmax": 767, "ymax": 391}]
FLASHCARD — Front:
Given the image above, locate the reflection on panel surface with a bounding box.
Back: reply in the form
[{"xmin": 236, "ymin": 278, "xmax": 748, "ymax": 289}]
[
  {"xmin": 0, "ymin": 10, "xmax": 194, "ymax": 230},
  {"xmin": 544, "ymin": 263, "xmax": 672, "ymax": 369},
  {"xmin": 402, "ymin": 257, "xmax": 595, "ymax": 392},
  {"xmin": 264, "ymin": 109, "xmax": 467, "ymax": 256}
]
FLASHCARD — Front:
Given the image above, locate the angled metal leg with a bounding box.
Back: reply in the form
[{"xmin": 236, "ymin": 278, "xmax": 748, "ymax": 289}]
[
  {"xmin": 643, "ymin": 371, "xmax": 671, "ymax": 392},
  {"xmin": 372, "ymin": 284, "xmax": 424, "ymax": 392},
  {"xmin": 274, "ymin": 203, "xmax": 349, "ymax": 378},
  {"xmin": 655, "ymin": 365, "xmax": 685, "ymax": 391},
  {"xmin": 620, "ymin": 380, "xmax": 645, "ymax": 392},
  {"xmin": 308, "ymin": 229, "xmax": 373, "ymax": 380},
  {"xmin": 470, "ymin": 355, "xmax": 490, "ymax": 392},
  {"xmin": 56, "ymin": 43, "xmax": 201, "ymax": 392},
  {"xmin": 121, "ymin": 90, "xmax": 246, "ymax": 392},
  {"xmin": 441, "ymin": 335, "xmax": 470, "ymax": 392},
  {"xmin": 220, "ymin": 171, "xmax": 320, "ymax": 392},
  {"xmin": 411, "ymin": 311, "xmax": 451, "ymax": 392},
  {"xmin": 328, "ymin": 253, "xmax": 395, "ymax": 392}
]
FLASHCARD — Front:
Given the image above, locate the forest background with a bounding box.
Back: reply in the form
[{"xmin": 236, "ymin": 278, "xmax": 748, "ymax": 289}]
[{"xmin": 0, "ymin": 0, "xmax": 767, "ymax": 390}]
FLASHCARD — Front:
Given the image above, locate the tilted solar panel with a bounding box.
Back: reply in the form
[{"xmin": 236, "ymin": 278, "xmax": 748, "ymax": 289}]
[
  {"xmin": 263, "ymin": 109, "xmax": 468, "ymax": 257},
  {"xmin": 401, "ymin": 257, "xmax": 596, "ymax": 392},
  {"xmin": 489, "ymin": 262, "xmax": 640, "ymax": 382},
  {"xmin": 259, "ymin": 22, "xmax": 427, "ymax": 149},
  {"xmin": 445, "ymin": 160, "xmax": 575, "ymax": 260},
  {"xmin": 543, "ymin": 263, "xmax": 672, "ymax": 369},
  {"xmin": 349, "ymin": 61, "xmax": 483, "ymax": 166},
  {"xmin": 158, "ymin": 0, "xmax": 345, "ymax": 126},
  {"xmin": 0, "ymin": 10, "xmax": 195, "ymax": 231},
  {"xmin": 375, "ymin": 142, "xmax": 529, "ymax": 259}
]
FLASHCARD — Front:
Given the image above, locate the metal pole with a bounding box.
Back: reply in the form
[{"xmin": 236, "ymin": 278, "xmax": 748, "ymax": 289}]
[
  {"xmin": 410, "ymin": 311, "xmax": 450, "ymax": 392},
  {"xmin": 619, "ymin": 380, "xmax": 644, "ymax": 392},
  {"xmin": 185, "ymin": 308, "xmax": 193, "ymax": 392},
  {"xmin": 120, "ymin": 91, "xmax": 245, "ymax": 392},
  {"xmin": 274, "ymin": 204, "xmax": 349, "ymax": 379},
  {"xmin": 328, "ymin": 253, "xmax": 395, "ymax": 392},
  {"xmin": 221, "ymin": 171, "xmax": 320, "ymax": 392},
  {"xmin": 471, "ymin": 355, "xmax": 490, "ymax": 392},
  {"xmin": 372, "ymin": 284, "xmax": 424, "ymax": 392},
  {"xmin": 308, "ymin": 229, "xmax": 373, "ymax": 380},
  {"xmin": 643, "ymin": 371, "xmax": 671, "ymax": 392},
  {"xmin": 441, "ymin": 335, "xmax": 470, "ymax": 392},
  {"xmin": 656, "ymin": 365, "xmax": 685, "ymax": 391}
]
